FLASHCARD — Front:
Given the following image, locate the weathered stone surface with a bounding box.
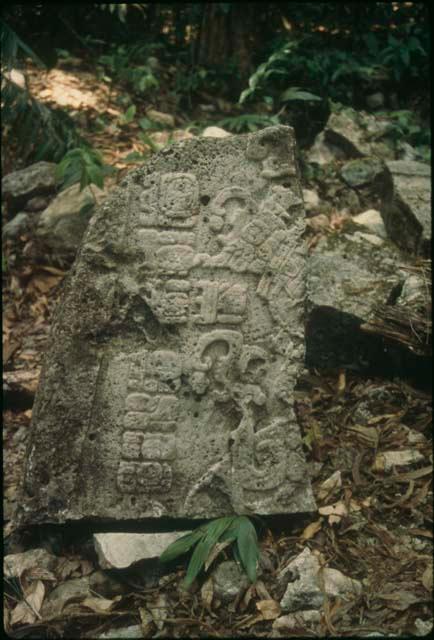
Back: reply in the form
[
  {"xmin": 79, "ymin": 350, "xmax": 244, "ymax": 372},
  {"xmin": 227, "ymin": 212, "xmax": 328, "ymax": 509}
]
[
  {"xmin": 341, "ymin": 157, "xmax": 386, "ymax": 188},
  {"xmin": 381, "ymin": 160, "xmax": 431, "ymax": 255},
  {"xmin": 353, "ymin": 209, "xmax": 387, "ymax": 239},
  {"xmin": 3, "ymin": 212, "xmax": 29, "ymax": 240},
  {"xmin": 19, "ymin": 126, "xmax": 316, "ymax": 525},
  {"xmin": 279, "ymin": 548, "xmax": 361, "ymax": 613},
  {"xmin": 94, "ymin": 532, "xmax": 190, "ymax": 569},
  {"xmin": 324, "ymin": 110, "xmax": 395, "ymax": 160},
  {"xmin": 212, "ymin": 560, "xmax": 250, "ymax": 603},
  {"xmin": 36, "ymin": 183, "xmax": 107, "ymax": 255},
  {"xmin": 2, "ymin": 161, "xmax": 58, "ymax": 210},
  {"xmin": 306, "ymin": 227, "xmax": 413, "ymax": 371},
  {"xmin": 272, "ymin": 610, "xmax": 321, "ymax": 636}
]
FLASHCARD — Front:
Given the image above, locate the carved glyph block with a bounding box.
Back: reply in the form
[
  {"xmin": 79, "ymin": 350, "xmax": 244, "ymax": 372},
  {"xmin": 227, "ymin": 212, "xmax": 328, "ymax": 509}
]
[{"xmin": 19, "ymin": 126, "xmax": 316, "ymax": 526}]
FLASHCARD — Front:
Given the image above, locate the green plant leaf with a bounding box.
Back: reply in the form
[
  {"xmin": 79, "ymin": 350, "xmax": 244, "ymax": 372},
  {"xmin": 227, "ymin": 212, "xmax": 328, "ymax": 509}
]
[
  {"xmin": 159, "ymin": 528, "xmax": 205, "ymax": 563},
  {"xmin": 235, "ymin": 516, "xmax": 259, "ymax": 583},
  {"xmin": 183, "ymin": 516, "xmax": 236, "ymax": 588},
  {"xmin": 280, "ymin": 87, "xmax": 322, "ymax": 102}
]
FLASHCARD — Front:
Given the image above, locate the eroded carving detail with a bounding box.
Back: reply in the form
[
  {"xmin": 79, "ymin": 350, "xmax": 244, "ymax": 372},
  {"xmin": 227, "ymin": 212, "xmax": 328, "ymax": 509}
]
[{"xmin": 117, "ymin": 350, "xmax": 181, "ymax": 493}]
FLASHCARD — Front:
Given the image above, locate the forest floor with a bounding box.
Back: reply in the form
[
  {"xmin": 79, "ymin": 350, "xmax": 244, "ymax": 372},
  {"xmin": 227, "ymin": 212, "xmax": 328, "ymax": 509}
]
[{"xmin": 3, "ymin": 56, "xmax": 433, "ymax": 638}]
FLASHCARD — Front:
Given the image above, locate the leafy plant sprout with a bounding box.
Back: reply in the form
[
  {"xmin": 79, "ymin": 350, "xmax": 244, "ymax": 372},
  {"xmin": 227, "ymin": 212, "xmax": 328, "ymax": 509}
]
[{"xmin": 160, "ymin": 515, "xmax": 260, "ymax": 588}]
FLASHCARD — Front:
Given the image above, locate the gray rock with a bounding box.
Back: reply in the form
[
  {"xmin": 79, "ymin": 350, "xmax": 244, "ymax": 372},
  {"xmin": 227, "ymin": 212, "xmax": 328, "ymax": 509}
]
[
  {"xmin": 279, "ymin": 548, "xmax": 362, "ymax": 613},
  {"xmin": 324, "ymin": 110, "xmax": 395, "ymax": 160},
  {"xmin": 324, "ymin": 110, "xmax": 372, "ymax": 157},
  {"xmin": 322, "ymin": 567, "xmax": 362, "ymax": 598},
  {"xmin": 366, "ymin": 92, "xmax": 385, "ymax": 110},
  {"xmin": 99, "ymin": 626, "xmax": 144, "ymax": 639},
  {"xmin": 212, "ymin": 560, "xmax": 250, "ymax": 603},
  {"xmin": 381, "ymin": 160, "xmax": 431, "ymax": 255},
  {"xmin": 36, "ymin": 183, "xmax": 106, "ymax": 255},
  {"xmin": 353, "ymin": 209, "xmax": 387, "ymax": 239},
  {"xmin": 306, "ymin": 131, "xmax": 346, "ymax": 165},
  {"xmin": 302, "ymin": 188, "xmax": 319, "ymax": 213},
  {"xmin": 3, "ymin": 212, "xmax": 29, "ymax": 240},
  {"xmin": 272, "ymin": 610, "xmax": 321, "ymax": 636},
  {"xmin": 18, "ymin": 126, "xmax": 316, "ymax": 527},
  {"xmin": 24, "ymin": 195, "xmax": 50, "ymax": 212},
  {"xmin": 341, "ymin": 157, "xmax": 386, "ymax": 188},
  {"xmin": 94, "ymin": 531, "xmax": 190, "ymax": 569},
  {"xmin": 414, "ymin": 618, "xmax": 433, "ymax": 636},
  {"xmin": 306, "ymin": 228, "xmax": 411, "ymax": 370},
  {"xmin": 279, "ymin": 548, "xmax": 324, "ymax": 612},
  {"xmin": 2, "ymin": 162, "xmax": 58, "ymax": 210},
  {"xmin": 349, "ymin": 231, "xmax": 384, "ymax": 246},
  {"xmin": 202, "ymin": 126, "xmax": 231, "ymax": 138}
]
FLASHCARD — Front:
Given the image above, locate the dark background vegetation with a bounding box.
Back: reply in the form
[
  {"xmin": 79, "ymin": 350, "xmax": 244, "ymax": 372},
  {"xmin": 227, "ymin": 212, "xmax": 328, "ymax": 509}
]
[{"xmin": 1, "ymin": 2, "xmax": 430, "ymax": 184}]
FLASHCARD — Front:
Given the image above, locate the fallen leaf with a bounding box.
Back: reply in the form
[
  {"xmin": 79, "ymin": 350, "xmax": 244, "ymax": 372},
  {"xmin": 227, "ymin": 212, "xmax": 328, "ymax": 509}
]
[
  {"xmin": 81, "ymin": 596, "xmax": 119, "ymax": 613},
  {"xmin": 421, "ymin": 565, "xmax": 433, "ymax": 592},
  {"xmin": 200, "ymin": 577, "xmax": 214, "ymax": 609},
  {"xmin": 255, "ymin": 580, "xmax": 272, "ymax": 600},
  {"xmin": 10, "ymin": 580, "xmax": 45, "ymax": 627},
  {"xmin": 378, "ymin": 590, "xmax": 421, "ymax": 610},
  {"xmin": 148, "ymin": 593, "xmax": 170, "ymax": 631},
  {"xmin": 319, "ymin": 501, "xmax": 348, "ymax": 525},
  {"xmin": 139, "ymin": 607, "xmax": 154, "ymax": 636},
  {"xmin": 256, "ymin": 599, "xmax": 281, "ymax": 620},
  {"xmin": 318, "ymin": 471, "xmax": 342, "ymax": 501},
  {"xmin": 301, "ymin": 519, "xmax": 323, "ymax": 541}
]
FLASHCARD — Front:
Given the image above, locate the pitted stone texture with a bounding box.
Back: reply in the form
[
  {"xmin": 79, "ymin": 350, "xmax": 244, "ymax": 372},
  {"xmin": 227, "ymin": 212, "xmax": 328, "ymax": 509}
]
[{"xmin": 19, "ymin": 126, "xmax": 316, "ymax": 525}]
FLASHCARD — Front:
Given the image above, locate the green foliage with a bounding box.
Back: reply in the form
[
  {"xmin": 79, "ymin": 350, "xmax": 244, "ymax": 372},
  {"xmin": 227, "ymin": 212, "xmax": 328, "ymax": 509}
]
[
  {"xmin": 378, "ymin": 110, "xmax": 431, "ymax": 163},
  {"xmin": 56, "ymin": 147, "xmax": 112, "ymax": 191},
  {"xmin": 118, "ymin": 104, "xmax": 136, "ymax": 125},
  {"xmin": 239, "ymin": 14, "xmax": 429, "ymax": 108},
  {"xmin": 160, "ymin": 515, "xmax": 260, "ymax": 588},
  {"xmin": 217, "ymin": 114, "xmax": 280, "ymax": 133},
  {"xmin": 97, "ymin": 44, "xmax": 159, "ymax": 95}
]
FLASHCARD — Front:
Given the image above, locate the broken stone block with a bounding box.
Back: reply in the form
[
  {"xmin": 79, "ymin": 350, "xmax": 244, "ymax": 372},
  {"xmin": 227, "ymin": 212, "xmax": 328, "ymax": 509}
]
[
  {"xmin": 279, "ymin": 548, "xmax": 362, "ymax": 613},
  {"xmin": 19, "ymin": 126, "xmax": 316, "ymax": 526},
  {"xmin": 2, "ymin": 161, "xmax": 58, "ymax": 211},
  {"xmin": 381, "ymin": 160, "xmax": 431, "ymax": 255},
  {"xmin": 353, "ymin": 209, "xmax": 387, "ymax": 239},
  {"xmin": 36, "ymin": 183, "xmax": 107, "ymax": 255},
  {"xmin": 306, "ymin": 228, "xmax": 412, "ymax": 371},
  {"xmin": 93, "ymin": 532, "xmax": 190, "ymax": 569}
]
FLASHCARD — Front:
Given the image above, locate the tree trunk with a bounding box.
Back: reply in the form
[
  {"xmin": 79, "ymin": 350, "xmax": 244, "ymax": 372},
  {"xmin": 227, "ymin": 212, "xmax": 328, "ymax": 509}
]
[{"xmin": 196, "ymin": 3, "xmax": 257, "ymax": 79}]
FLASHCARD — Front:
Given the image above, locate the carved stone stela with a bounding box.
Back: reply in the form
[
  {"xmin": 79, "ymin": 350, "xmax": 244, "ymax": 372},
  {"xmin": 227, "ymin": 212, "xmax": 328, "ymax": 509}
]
[{"xmin": 20, "ymin": 127, "xmax": 316, "ymax": 525}]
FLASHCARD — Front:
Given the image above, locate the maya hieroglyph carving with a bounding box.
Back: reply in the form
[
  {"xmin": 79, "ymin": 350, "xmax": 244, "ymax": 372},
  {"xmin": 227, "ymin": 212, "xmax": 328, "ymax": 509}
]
[{"xmin": 20, "ymin": 126, "xmax": 316, "ymax": 525}]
